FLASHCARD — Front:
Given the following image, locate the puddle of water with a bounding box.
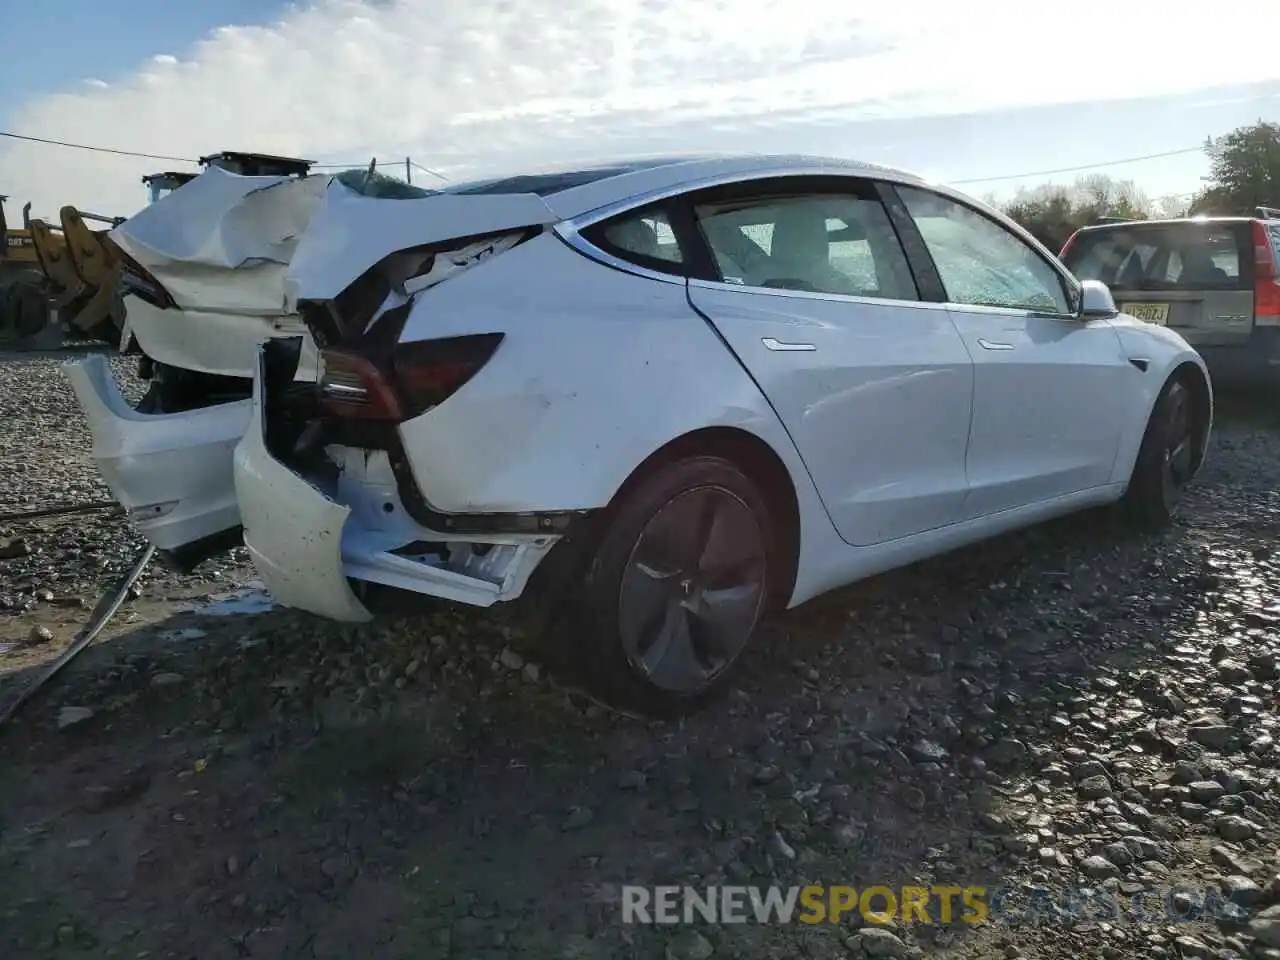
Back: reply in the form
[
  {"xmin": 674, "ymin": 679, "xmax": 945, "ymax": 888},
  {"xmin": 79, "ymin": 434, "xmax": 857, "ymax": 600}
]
[
  {"xmin": 195, "ymin": 589, "xmax": 277, "ymax": 617},
  {"xmin": 159, "ymin": 627, "xmax": 208, "ymax": 643},
  {"xmin": 176, "ymin": 586, "xmax": 277, "ymax": 619}
]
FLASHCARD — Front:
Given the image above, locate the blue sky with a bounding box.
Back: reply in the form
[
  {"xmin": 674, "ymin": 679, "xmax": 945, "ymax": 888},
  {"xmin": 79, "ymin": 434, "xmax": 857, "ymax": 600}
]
[
  {"xmin": 0, "ymin": 1, "xmax": 285, "ymax": 121},
  {"xmin": 1, "ymin": 0, "xmax": 1278, "ymax": 219}
]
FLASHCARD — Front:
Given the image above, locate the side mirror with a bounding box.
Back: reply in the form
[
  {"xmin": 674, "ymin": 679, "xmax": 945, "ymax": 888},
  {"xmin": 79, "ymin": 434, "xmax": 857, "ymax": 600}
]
[{"xmin": 1078, "ymin": 279, "xmax": 1117, "ymax": 319}]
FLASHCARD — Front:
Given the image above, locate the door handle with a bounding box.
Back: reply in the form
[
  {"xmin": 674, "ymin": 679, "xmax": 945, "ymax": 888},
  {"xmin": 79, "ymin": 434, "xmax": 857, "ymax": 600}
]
[
  {"xmin": 976, "ymin": 338, "xmax": 1014, "ymax": 351},
  {"xmin": 762, "ymin": 337, "xmax": 816, "ymax": 352}
]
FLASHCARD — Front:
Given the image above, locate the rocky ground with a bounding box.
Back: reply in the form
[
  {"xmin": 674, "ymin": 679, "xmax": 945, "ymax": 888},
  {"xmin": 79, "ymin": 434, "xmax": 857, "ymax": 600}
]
[{"xmin": 3, "ymin": 349, "xmax": 1280, "ymax": 960}]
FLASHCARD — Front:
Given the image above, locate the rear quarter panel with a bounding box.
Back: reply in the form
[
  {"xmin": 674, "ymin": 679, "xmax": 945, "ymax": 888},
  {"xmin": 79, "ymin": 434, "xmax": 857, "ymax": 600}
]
[
  {"xmin": 395, "ymin": 232, "xmax": 800, "ymax": 511},
  {"xmin": 392, "ymin": 231, "xmax": 846, "ymax": 605}
]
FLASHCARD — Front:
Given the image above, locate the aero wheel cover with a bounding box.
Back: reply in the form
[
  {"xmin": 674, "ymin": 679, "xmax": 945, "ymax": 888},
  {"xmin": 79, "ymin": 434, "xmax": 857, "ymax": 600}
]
[
  {"xmin": 1160, "ymin": 382, "xmax": 1194, "ymax": 507},
  {"xmin": 617, "ymin": 485, "xmax": 769, "ymax": 696}
]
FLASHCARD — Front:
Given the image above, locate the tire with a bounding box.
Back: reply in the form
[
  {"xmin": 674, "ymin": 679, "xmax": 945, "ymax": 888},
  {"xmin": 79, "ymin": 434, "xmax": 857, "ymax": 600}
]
[
  {"xmin": 1123, "ymin": 376, "xmax": 1199, "ymax": 529},
  {"xmin": 574, "ymin": 456, "xmax": 778, "ymax": 716},
  {"xmin": 0, "ymin": 271, "xmax": 53, "ymax": 345}
]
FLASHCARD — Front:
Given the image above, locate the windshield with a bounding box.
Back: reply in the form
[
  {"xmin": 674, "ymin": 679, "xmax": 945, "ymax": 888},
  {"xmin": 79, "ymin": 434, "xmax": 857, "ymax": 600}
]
[{"xmin": 1062, "ymin": 222, "xmax": 1251, "ymax": 292}]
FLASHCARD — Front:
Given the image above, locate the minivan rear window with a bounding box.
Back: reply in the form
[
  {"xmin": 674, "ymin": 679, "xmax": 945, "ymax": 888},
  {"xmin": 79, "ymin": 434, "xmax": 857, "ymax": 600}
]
[{"xmin": 1062, "ymin": 222, "xmax": 1251, "ymax": 292}]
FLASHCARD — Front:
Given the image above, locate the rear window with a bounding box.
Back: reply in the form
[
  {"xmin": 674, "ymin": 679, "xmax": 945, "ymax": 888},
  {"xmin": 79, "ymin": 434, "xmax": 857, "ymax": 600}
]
[{"xmin": 1062, "ymin": 222, "xmax": 1251, "ymax": 292}]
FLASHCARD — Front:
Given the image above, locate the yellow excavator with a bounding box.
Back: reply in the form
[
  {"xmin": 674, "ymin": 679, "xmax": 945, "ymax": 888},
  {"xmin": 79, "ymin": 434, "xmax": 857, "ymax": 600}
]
[
  {"xmin": 23, "ymin": 172, "xmax": 202, "ymax": 350},
  {"xmin": 0, "ymin": 193, "xmax": 130, "ymax": 349}
]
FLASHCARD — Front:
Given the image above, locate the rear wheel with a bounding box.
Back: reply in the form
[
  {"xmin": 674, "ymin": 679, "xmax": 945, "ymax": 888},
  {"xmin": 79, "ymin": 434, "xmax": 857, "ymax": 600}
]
[
  {"xmin": 1123, "ymin": 377, "xmax": 1199, "ymax": 528},
  {"xmin": 575, "ymin": 456, "xmax": 776, "ymax": 716}
]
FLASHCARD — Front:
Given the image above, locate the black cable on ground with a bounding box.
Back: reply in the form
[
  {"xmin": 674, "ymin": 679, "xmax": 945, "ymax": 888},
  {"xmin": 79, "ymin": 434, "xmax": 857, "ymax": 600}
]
[
  {"xmin": 0, "ymin": 501, "xmax": 123, "ymax": 524},
  {"xmin": 0, "ymin": 543, "xmax": 155, "ymax": 730}
]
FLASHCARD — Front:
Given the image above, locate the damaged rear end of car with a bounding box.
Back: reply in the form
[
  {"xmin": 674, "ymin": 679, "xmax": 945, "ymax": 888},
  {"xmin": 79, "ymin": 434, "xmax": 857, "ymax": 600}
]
[{"xmin": 233, "ymin": 191, "xmax": 577, "ymax": 621}]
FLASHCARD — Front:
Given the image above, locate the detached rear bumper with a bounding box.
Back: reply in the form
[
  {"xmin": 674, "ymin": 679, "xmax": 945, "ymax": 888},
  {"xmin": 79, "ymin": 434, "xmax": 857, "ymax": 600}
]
[
  {"xmin": 232, "ymin": 343, "xmax": 556, "ymax": 623},
  {"xmin": 64, "ymin": 354, "xmax": 248, "ymax": 555}
]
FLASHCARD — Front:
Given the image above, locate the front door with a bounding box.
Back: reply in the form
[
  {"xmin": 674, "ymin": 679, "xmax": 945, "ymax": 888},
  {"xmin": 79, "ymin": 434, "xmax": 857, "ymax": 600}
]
[
  {"xmin": 893, "ymin": 185, "xmax": 1132, "ymax": 518},
  {"xmin": 680, "ymin": 176, "xmax": 975, "ymax": 547}
]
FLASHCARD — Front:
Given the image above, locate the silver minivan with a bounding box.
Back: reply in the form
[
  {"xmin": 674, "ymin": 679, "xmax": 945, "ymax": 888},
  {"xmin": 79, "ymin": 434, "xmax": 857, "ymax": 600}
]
[{"xmin": 1061, "ymin": 208, "xmax": 1280, "ymax": 387}]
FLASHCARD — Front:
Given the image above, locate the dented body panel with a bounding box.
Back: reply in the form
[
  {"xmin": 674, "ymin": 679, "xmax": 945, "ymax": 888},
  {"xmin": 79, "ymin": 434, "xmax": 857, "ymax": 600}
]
[
  {"xmin": 122, "ymin": 295, "xmax": 319, "ymax": 381},
  {"xmin": 109, "ymin": 168, "xmax": 330, "ymax": 379},
  {"xmin": 110, "ymin": 168, "xmax": 329, "ymax": 312}
]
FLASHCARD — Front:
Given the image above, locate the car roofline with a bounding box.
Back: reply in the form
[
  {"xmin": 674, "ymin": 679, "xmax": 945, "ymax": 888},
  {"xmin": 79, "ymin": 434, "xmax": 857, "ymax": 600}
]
[{"xmin": 1072, "ymin": 216, "xmax": 1263, "ymax": 234}]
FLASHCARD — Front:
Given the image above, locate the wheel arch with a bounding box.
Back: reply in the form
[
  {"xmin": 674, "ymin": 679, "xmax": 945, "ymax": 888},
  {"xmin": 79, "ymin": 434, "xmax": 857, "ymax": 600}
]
[
  {"xmin": 606, "ymin": 425, "xmax": 802, "ymax": 606},
  {"xmin": 1168, "ymin": 359, "xmax": 1212, "ymax": 472}
]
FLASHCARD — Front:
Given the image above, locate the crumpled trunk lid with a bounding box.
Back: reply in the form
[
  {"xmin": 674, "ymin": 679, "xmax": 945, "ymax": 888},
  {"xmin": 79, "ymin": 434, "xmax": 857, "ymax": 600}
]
[{"xmin": 109, "ymin": 167, "xmax": 331, "ymax": 315}]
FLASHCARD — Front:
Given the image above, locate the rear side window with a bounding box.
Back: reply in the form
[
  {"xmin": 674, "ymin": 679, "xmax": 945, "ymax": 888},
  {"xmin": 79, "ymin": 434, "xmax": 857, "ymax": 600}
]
[
  {"xmin": 692, "ymin": 191, "xmax": 918, "ymax": 300},
  {"xmin": 581, "ymin": 205, "xmax": 687, "ymax": 275},
  {"xmin": 1062, "ymin": 222, "xmax": 1251, "ymax": 292}
]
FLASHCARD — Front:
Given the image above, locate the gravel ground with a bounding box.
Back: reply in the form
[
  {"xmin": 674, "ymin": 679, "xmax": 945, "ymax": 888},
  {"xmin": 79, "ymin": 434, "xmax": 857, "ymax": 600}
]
[
  {"xmin": 0, "ymin": 350, "xmax": 258, "ymax": 644},
  {"xmin": 3, "ymin": 351, "xmax": 1280, "ymax": 960}
]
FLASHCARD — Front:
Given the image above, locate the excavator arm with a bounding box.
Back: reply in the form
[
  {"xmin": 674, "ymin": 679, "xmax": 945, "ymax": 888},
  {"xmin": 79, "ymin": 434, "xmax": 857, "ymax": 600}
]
[{"xmin": 57, "ymin": 206, "xmax": 125, "ymax": 345}]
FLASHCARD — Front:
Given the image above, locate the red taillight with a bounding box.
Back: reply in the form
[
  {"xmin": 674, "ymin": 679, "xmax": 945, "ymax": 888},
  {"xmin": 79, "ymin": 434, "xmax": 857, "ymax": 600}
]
[
  {"xmin": 1059, "ymin": 230, "xmax": 1080, "ymax": 261},
  {"xmin": 318, "ymin": 333, "xmax": 504, "ymax": 422},
  {"xmin": 1252, "ymin": 221, "xmax": 1280, "ymax": 321}
]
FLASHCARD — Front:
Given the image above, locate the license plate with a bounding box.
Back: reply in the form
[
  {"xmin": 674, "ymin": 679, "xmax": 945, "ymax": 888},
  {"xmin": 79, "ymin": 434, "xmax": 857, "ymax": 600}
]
[{"xmin": 1121, "ymin": 302, "xmax": 1169, "ymax": 324}]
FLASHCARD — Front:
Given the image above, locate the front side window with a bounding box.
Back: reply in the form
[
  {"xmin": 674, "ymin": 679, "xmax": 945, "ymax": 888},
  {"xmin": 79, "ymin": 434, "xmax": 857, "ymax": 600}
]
[
  {"xmin": 691, "ymin": 191, "xmax": 918, "ymax": 300},
  {"xmin": 897, "ymin": 185, "xmax": 1072, "ymax": 314}
]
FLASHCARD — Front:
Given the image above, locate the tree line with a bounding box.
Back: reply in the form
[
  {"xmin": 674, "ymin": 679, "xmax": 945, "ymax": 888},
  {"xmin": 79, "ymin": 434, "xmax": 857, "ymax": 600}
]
[{"xmin": 996, "ymin": 120, "xmax": 1280, "ymax": 253}]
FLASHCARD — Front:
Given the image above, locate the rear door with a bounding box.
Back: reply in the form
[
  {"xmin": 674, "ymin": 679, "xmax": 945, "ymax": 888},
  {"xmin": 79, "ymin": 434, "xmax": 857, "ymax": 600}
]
[
  {"xmin": 1062, "ymin": 220, "xmax": 1255, "ymax": 347},
  {"xmin": 677, "ymin": 175, "xmax": 975, "ymax": 548}
]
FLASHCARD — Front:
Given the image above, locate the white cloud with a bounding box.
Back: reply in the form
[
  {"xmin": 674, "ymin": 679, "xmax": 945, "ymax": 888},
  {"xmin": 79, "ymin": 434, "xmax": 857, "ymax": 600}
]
[{"xmin": 3, "ymin": 0, "xmax": 1278, "ymax": 218}]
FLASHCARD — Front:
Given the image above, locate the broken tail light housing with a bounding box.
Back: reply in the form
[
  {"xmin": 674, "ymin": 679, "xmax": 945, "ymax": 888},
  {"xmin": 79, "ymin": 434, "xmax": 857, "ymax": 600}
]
[
  {"xmin": 1252, "ymin": 220, "xmax": 1280, "ymax": 323},
  {"xmin": 318, "ymin": 333, "xmax": 505, "ymax": 422}
]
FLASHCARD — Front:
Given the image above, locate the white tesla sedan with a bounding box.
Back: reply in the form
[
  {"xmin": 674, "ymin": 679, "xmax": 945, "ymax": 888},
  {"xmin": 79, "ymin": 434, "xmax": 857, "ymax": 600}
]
[{"xmin": 68, "ymin": 154, "xmax": 1212, "ymax": 714}]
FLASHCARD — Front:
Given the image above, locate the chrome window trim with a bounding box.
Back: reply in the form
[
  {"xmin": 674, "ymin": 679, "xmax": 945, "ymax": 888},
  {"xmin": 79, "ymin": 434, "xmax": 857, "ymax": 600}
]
[
  {"xmin": 555, "ymin": 165, "xmax": 930, "ymax": 291},
  {"xmin": 552, "ymin": 162, "xmax": 1082, "ymax": 315},
  {"xmin": 561, "ymin": 165, "xmax": 926, "ymax": 235},
  {"xmin": 935, "ymin": 301, "xmax": 1082, "ymax": 323},
  {"xmin": 686, "ymin": 275, "xmax": 948, "ymax": 312}
]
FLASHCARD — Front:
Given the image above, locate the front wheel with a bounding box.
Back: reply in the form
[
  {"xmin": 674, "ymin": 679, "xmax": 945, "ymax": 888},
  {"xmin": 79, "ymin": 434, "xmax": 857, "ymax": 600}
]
[
  {"xmin": 575, "ymin": 456, "xmax": 777, "ymax": 716},
  {"xmin": 1123, "ymin": 377, "xmax": 1199, "ymax": 528}
]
